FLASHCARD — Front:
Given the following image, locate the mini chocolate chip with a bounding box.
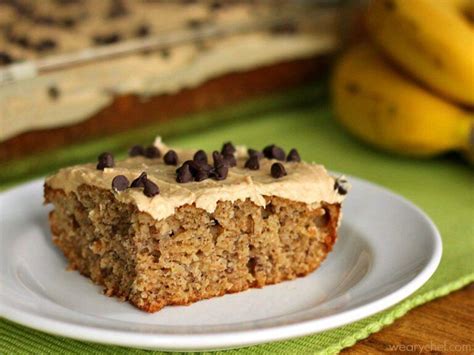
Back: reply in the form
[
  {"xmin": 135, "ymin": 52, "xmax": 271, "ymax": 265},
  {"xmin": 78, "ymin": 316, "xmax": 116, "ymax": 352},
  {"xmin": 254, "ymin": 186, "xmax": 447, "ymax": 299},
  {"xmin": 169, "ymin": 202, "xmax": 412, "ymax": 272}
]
[
  {"xmin": 263, "ymin": 145, "xmax": 286, "ymax": 161},
  {"xmin": 129, "ymin": 145, "xmax": 145, "ymax": 157},
  {"xmin": 48, "ymin": 85, "xmax": 60, "ymax": 100},
  {"xmin": 176, "ymin": 164, "xmax": 194, "ymax": 183},
  {"xmin": 195, "ymin": 168, "xmax": 209, "ymax": 181},
  {"xmin": 35, "ymin": 38, "xmax": 56, "ymax": 52},
  {"xmin": 135, "ymin": 24, "xmax": 150, "ymax": 37},
  {"xmin": 96, "ymin": 152, "xmax": 114, "ymax": 170},
  {"xmin": 209, "ymin": 1, "xmax": 222, "ymax": 10},
  {"xmin": 93, "ymin": 33, "xmax": 121, "ymax": 45},
  {"xmin": 212, "ymin": 164, "xmax": 228, "ymax": 180},
  {"xmin": 160, "ymin": 48, "xmax": 171, "ymax": 59},
  {"xmin": 248, "ymin": 148, "xmax": 264, "ymax": 160},
  {"xmin": 245, "ymin": 155, "xmax": 260, "ymax": 170},
  {"xmin": 221, "ymin": 142, "xmax": 236, "ymax": 155},
  {"xmin": 223, "ymin": 153, "xmax": 236, "ymax": 167},
  {"xmin": 193, "ymin": 150, "xmax": 208, "ymax": 164},
  {"xmin": 163, "ymin": 150, "xmax": 178, "ymax": 165},
  {"xmin": 198, "ymin": 161, "xmax": 213, "ymax": 173},
  {"xmin": 16, "ymin": 35, "xmax": 30, "ymax": 48},
  {"xmin": 271, "ymin": 162, "xmax": 287, "ymax": 178},
  {"xmin": 286, "ymin": 148, "xmax": 301, "ymax": 162},
  {"xmin": 181, "ymin": 160, "xmax": 200, "ymax": 175},
  {"xmin": 144, "ymin": 145, "xmax": 161, "ymax": 159},
  {"xmin": 212, "ymin": 151, "xmax": 225, "ymax": 166},
  {"xmin": 143, "ymin": 179, "xmax": 159, "ymax": 197},
  {"xmin": 108, "ymin": 0, "xmax": 128, "ymax": 18},
  {"xmin": 187, "ymin": 158, "xmax": 212, "ymax": 181},
  {"xmin": 334, "ymin": 180, "xmax": 347, "ymax": 195},
  {"xmin": 131, "ymin": 172, "xmax": 147, "ymax": 188},
  {"xmin": 59, "ymin": 17, "xmax": 76, "ymax": 28},
  {"xmin": 187, "ymin": 19, "xmax": 204, "ymax": 29},
  {"xmin": 0, "ymin": 52, "xmax": 14, "ymax": 65},
  {"xmin": 112, "ymin": 175, "xmax": 129, "ymax": 192}
]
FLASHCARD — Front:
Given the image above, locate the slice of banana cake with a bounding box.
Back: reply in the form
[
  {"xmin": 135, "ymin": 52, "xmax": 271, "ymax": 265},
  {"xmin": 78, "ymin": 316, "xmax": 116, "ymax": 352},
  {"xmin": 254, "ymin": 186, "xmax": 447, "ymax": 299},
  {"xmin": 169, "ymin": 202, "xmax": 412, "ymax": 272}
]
[{"xmin": 44, "ymin": 137, "xmax": 349, "ymax": 312}]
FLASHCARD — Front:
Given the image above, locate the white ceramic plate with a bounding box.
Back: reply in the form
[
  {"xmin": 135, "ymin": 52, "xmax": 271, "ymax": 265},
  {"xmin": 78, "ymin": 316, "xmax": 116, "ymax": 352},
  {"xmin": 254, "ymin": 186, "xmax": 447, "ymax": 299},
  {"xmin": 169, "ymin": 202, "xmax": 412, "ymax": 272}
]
[{"xmin": 0, "ymin": 176, "xmax": 441, "ymax": 351}]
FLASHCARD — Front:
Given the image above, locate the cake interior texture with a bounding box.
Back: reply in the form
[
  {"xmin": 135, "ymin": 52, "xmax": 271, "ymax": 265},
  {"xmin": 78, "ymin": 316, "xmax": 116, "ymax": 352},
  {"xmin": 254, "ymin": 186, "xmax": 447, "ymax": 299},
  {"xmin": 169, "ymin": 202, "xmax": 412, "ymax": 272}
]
[{"xmin": 45, "ymin": 184, "xmax": 341, "ymax": 312}]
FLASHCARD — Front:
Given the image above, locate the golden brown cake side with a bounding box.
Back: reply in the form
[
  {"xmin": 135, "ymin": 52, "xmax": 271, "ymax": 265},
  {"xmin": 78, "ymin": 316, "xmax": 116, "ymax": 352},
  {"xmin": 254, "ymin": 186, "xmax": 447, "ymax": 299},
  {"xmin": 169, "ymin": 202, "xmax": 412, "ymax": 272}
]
[{"xmin": 45, "ymin": 184, "xmax": 341, "ymax": 313}]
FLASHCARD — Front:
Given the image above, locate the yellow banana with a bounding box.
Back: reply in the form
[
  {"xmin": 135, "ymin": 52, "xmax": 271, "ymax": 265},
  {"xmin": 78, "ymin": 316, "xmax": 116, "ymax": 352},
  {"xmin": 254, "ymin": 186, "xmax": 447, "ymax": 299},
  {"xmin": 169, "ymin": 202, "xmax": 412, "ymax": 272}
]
[
  {"xmin": 366, "ymin": 0, "xmax": 474, "ymax": 105},
  {"xmin": 331, "ymin": 43, "xmax": 473, "ymax": 157}
]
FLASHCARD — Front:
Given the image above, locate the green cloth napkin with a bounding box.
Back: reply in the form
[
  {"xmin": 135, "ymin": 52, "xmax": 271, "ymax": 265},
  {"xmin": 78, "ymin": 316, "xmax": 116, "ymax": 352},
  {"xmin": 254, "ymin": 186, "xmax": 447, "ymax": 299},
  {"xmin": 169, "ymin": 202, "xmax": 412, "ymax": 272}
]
[{"xmin": 1, "ymin": 88, "xmax": 473, "ymax": 354}]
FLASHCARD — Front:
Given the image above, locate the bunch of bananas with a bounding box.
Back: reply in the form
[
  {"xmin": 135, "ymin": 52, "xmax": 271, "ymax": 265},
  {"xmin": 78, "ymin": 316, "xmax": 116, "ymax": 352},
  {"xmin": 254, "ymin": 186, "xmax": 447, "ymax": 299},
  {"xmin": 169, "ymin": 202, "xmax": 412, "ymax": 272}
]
[{"xmin": 331, "ymin": 0, "xmax": 474, "ymax": 159}]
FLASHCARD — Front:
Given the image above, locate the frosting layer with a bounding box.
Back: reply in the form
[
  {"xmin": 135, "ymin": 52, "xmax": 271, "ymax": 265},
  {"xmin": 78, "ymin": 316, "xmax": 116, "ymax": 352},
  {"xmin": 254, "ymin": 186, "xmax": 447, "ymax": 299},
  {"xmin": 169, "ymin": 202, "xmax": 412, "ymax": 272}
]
[{"xmin": 46, "ymin": 139, "xmax": 347, "ymax": 220}]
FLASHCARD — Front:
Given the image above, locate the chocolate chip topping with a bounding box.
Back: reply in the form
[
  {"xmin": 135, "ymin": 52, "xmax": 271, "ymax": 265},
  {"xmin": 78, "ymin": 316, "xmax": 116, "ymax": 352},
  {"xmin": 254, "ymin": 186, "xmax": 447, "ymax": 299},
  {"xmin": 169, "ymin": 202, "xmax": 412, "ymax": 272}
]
[
  {"xmin": 193, "ymin": 150, "xmax": 208, "ymax": 164},
  {"xmin": 0, "ymin": 51, "xmax": 14, "ymax": 65},
  {"xmin": 223, "ymin": 153, "xmax": 237, "ymax": 167},
  {"xmin": 111, "ymin": 175, "xmax": 129, "ymax": 192},
  {"xmin": 212, "ymin": 164, "xmax": 228, "ymax": 180},
  {"xmin": 131, "ymin": 171, "xmax": 161, "ymax": 197},
  {"xmin": 221, "ymin": 142, "xmax": 236, "ymax": 155},
  {"xmin": 143, "ymin": 179, "xmax": 160, "ymax": 197},
  {"xmin": 160, "ymin": 48, "xmax": 171, "ymax": 59},
  {"xmin": 48, "ymin": 85, "xmax": 60, "ymax": 100},
  {"xmin": 16, "ymin": 35, "xmax": 30, "ymax": 48},
  {"xmin": 248, "ymin": 148, "xmax": 264, "ymax": 160},
  {"xmin": 96, "ymin": 152, "xmax": 114, "ymax": 170},
  {"xmin": 59, "ymin": 17, "xmax": 76, "ymax": 28},
  {"xmin": 209, "ymin": 1, "xmax": 222, "ymax": 10},
  {"xmin": 108, "ymin": 0, "xmax": 128, "ymax": 18},
  {"xmin": 35, "ymin": 38, "xmax": 56, "ymax": 52},
  {"xmin": 187, "ymin": 19, "xmax": 205, "ymax": 29},
  {"xmin": 144, "ymin": 145, "xmax": 161, "ymax": 159},
  {"xmin": 135, "ymin": 24, "xmax": 150, "ymax": 38},
  {"xmin": 208, "ymin": 150, "xmax": 228, "ymax": 180},
  {"xmin": 263, "ymin": 145, "xmax": 286, "ymax": 161},
  {"xmin": 244, "ymin": 155, "xmax": 260, "ymax": 170},
  {"xmin": 163, "ymin": 150, "xmax": 178, "ymax": 165},
  {"xmin": 183, "ymin": 158, "xmax": 213, "ymax": 181},
  {"xmin": 176, "ymin": 164, "xmax": 194, "ymax": 183},
  {"xmin": 195, "ymin": 168, "xmax": 209, "ymax": 182},
  {"xmin": 131, "ymin": 172, "xmax": 147, "ymax": 188},
  {"xmin": 271, "ymin": 162, "xmax": 287, "ymax": 178},
  {"xmin": 212, "ymin": 151, "xmax": 225, "ymax": 166},
  {"xmin": 181, "ymin": 160, "xmax": 199, "ymax": 175},
  {"xmin": 93, "ymin": 33, "xmax": 121, "ymax": 46},
  {"xmin": 334, "ymin": 179, "xmax": 348, "ymax": 195},
  {"xmin": 129, "ymin": 145, "xmax": 145, "ymax": 157},
  {"xmin": 286, "ymin": 148, "xmax": 301, "ymax": 162}
]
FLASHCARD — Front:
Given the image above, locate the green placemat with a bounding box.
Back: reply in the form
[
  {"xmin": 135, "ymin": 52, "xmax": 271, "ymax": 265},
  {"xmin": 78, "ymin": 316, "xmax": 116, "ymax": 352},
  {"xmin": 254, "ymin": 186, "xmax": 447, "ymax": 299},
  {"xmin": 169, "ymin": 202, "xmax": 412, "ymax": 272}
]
[{"xmin": 1, "ymin": 92, "xmax": 473, "ymax": 354}]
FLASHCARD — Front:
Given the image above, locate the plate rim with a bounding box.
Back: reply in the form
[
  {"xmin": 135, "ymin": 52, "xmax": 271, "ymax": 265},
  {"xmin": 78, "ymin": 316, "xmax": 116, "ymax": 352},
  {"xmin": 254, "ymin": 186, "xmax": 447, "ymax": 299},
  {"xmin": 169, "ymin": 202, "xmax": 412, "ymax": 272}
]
[{"xmin": 0, "ymin": 175, "xmax": 442, "ymax": 351}]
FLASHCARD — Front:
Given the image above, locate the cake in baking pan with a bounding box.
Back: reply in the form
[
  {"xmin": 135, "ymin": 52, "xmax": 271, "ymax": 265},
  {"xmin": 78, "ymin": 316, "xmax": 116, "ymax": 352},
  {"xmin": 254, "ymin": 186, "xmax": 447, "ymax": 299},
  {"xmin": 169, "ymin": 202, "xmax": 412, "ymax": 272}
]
[{"xmin": 0, "ymin": 0, "xmax": 342, "ymax": 161}]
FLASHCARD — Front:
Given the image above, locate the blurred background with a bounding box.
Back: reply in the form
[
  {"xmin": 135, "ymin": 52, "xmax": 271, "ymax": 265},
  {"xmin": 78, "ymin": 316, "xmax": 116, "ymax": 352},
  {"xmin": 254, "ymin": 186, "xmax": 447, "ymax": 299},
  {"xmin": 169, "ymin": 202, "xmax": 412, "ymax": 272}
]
[
  {"xmin": 1, "ymin": 1, "xmax": 473, "ymax": 352},
  {"xmin": 0, "ymin": 0, "xmax": 472, "ymax": 186}
]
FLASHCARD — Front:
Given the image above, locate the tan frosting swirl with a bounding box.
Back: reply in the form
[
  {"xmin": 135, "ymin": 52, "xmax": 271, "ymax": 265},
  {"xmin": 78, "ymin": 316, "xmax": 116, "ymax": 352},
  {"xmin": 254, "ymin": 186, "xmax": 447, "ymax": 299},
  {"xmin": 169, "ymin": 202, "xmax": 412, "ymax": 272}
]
[{"xmin": 46, "ymin": 138, "xmax": 347, "ymax": 220}]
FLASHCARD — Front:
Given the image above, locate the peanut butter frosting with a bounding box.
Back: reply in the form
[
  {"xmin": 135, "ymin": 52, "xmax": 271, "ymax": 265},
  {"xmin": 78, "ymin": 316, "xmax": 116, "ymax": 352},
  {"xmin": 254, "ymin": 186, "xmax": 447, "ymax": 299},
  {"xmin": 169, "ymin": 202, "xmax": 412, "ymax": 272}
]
[{"xmin": 45, "ymin": 138, "xmax": 348, "ymax": 221}]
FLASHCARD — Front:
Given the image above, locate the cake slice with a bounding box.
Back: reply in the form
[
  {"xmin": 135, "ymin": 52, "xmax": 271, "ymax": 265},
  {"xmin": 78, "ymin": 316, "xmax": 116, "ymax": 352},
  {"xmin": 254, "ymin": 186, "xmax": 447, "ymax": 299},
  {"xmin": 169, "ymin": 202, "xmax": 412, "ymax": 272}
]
[{"xmin": 44, "ymin": 138, "xmax": 349, "ymax": 312}]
